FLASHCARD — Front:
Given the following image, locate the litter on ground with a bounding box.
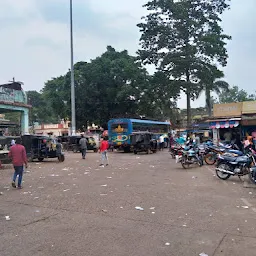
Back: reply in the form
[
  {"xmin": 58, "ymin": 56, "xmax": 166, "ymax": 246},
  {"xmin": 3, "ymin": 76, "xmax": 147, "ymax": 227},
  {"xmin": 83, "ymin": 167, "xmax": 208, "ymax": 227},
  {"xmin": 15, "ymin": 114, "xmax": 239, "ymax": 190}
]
[{"xmin": 135, "ymin": 206, "xmax": 144, "ymax": 211}]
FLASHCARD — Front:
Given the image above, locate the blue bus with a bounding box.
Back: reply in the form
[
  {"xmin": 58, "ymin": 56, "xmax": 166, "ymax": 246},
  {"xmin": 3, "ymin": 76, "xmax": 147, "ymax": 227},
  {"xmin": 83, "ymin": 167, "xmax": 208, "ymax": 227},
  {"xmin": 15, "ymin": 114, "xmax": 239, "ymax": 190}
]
[{"xmin": 108, "ymin": 118, "xmax": 171, "ymax": 151}]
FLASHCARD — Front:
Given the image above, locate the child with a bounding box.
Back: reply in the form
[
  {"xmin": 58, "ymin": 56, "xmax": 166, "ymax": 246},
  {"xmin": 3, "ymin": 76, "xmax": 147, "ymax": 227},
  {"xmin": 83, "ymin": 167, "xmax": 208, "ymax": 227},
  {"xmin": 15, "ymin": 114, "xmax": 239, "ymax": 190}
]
[{"xmin": 99, "ymin": 137, "xmax": 109, "ymax": 167}]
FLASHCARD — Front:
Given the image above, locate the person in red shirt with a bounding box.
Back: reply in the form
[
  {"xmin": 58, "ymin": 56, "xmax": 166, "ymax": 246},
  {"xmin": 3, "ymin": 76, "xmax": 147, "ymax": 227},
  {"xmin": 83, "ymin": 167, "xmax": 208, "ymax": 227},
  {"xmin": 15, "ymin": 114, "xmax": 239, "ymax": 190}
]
[
  {"xmin": 8, "ymin": 140, "xmax": 28, "ymax": 189},
  {"xmin": 99, "ymin": 137, "xmax": 109, "ymax": 167}
]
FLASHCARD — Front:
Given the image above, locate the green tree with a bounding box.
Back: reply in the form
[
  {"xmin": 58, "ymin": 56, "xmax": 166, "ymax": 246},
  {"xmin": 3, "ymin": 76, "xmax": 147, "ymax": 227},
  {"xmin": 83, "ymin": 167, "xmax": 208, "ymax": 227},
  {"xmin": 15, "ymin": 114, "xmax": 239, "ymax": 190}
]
[
  {"xmin": 42, "ymin": 75, "xmax": 70, "ymax": 122},
  {"xmin": 218, "ymin": 86, "xmax": 256, "ymax": 103},
  {"xmin": 42, "ymin": 46, "xmax": 152, "ymax": 129},
  {"xmin": 197, "ymin": 66, "xmax": 229, "ymax": 116},
  {"xmin": 137, "ymin": 0, "xmax": 231, "ymax": 126},
  {"xmin": 27, "ymin": 90, "xmax": 58, "ymax": 124},
  {"xmin": 205, "ymin": 80, "xmax": 229, "ymax": 116},
  {"xmin": 138, "ymin": 71, "xmax": 179, "ymax": 120}
]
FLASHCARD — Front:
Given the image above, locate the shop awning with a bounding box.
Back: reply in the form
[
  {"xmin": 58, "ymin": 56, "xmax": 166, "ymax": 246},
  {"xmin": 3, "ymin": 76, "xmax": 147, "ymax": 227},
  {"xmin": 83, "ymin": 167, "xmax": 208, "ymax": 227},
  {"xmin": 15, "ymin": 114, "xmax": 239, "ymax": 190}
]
[{"xmin": 209, "ymin": 118, "xmax": 241, "ymax": 129}]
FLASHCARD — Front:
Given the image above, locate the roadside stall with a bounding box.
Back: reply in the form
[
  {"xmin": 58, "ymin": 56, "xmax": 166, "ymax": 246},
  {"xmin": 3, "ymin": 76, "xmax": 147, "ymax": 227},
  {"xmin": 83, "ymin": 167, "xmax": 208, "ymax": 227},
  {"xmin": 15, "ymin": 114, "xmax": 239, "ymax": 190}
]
[
  {"xmin": 187, "ymin": 123, "xmax": 211, "ymax": 143},
  {"xmin": 209, "ymin": 103, "xmax": 243, "ymax": 144}
]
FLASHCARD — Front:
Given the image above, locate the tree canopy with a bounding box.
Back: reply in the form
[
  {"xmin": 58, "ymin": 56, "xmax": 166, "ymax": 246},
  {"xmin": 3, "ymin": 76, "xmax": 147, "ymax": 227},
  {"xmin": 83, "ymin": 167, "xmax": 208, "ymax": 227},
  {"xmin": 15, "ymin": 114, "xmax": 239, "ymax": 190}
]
[
  {"xmin": 26, "ymin": 90, "xmax": 58, "ymax": 124},
  {"xmin": 218, "ymin": 86, "xmax": 256, "ymax": 103},
  {"xmin": 137, "ymin": 0, "xmax": 231, "ymax": 125},
  {"xmin": 34, "ymin": 46, "xmax": 179, "ymax": 129}
]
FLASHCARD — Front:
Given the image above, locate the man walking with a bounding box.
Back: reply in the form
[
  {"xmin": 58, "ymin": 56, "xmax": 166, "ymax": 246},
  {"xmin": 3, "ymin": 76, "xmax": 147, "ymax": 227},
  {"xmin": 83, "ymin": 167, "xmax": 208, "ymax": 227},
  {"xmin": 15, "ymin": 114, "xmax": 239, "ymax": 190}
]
[
  {"xmin": 99, "ymin": 137, "xmax": 109, "ymax": 167},
  {"xmin": 8, "ymin": 140, "xmax": 28, "ymax": 189},
  {"xmin": 159, "ymin": 135, "xmax": 165, "ymax": 151},
  {"xmin": 79, "ymin": 134, "xmax": 87, "ymax": 159}
]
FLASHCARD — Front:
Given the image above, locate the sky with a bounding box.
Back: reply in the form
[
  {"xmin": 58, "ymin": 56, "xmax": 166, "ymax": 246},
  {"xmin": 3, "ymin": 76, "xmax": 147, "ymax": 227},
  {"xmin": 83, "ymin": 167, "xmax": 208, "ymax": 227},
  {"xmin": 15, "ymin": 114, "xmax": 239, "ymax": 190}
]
[{"xmin": 0, "ymin": 0, "xmax": 255, "ymax": 109}]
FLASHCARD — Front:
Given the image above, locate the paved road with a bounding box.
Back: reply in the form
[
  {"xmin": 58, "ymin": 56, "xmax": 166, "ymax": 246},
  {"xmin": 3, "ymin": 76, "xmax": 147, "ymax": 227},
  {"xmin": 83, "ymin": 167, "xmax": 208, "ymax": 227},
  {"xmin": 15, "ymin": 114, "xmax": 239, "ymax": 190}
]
[{"xmin": 0, "ymin": 151, "xmax": 255, "ymax": 256}]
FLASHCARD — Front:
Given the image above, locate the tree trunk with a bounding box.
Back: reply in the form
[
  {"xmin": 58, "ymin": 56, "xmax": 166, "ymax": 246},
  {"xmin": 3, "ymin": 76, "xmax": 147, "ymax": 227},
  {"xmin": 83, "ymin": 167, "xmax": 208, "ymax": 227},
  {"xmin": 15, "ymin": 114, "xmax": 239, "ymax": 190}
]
[{"xmin": 205, "ymin": 87, "xmax": 212, "ymax": 117}]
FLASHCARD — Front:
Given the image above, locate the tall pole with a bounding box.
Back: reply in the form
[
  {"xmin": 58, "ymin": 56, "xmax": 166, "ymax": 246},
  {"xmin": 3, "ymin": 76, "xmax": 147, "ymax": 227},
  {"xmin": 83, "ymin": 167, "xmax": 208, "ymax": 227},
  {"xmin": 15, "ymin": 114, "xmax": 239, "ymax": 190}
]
[{"xmin": 70, "ymin": 0, "xmax": 76, "ymax": 135}]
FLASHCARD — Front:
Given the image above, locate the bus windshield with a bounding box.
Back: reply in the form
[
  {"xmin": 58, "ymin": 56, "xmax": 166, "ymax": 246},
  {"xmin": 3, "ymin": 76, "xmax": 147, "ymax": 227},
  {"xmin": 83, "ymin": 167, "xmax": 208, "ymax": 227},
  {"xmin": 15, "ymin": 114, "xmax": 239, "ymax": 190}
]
[{"xmin": 111, "ymin": 123, "xmax": 129, "ymax": 133}]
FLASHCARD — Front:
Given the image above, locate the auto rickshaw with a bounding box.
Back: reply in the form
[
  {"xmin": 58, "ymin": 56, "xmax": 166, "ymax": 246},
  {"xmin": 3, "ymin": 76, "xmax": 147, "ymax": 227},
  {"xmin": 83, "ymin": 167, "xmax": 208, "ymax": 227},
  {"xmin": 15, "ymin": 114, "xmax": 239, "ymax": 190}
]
[
  {"xmin": 130, "ymin": 132, "xmax": 157, "ymax": 154},
  {"xmin": 57, "ymin": 136, "xmax": 69, "ymax": 151},
  {"xmin": 70, "ymin": 136, "xmax": 98, "ymax": 153},
  {"xmin": 22, "ymin": 135, "xmax": 65, "ymax": 162},
  {"xmin": 86, "ymin": 136, "xmax": 98, "ymax": 152}
]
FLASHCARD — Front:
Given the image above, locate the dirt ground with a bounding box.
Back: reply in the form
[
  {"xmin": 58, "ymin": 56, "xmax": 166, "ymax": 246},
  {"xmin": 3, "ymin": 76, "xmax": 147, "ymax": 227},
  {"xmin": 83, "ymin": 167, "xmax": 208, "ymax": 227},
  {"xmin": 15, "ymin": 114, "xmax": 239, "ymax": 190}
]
[{"xmin": 0, "ymin": 150, "xmax": 256, "ymax": 256}]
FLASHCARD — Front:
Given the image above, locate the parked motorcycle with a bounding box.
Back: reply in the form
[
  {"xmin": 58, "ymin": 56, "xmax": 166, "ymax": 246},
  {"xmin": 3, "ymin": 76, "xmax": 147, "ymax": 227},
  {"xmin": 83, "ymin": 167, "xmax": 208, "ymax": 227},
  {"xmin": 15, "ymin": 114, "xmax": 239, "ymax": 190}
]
[
  {"xmin": 170, "ymin": 144, "xmax": 183, "ymax": 159},
  {"xmin": 180, "ymin": 145, "xmax": 203, "ymax": 169},
  {"xmin": 215, "ymin": 149, "xmax": 256, "ymax": 183},
  {"xmin": 204, "ymin": 143, "xmax": 243, "ymax": 165}
]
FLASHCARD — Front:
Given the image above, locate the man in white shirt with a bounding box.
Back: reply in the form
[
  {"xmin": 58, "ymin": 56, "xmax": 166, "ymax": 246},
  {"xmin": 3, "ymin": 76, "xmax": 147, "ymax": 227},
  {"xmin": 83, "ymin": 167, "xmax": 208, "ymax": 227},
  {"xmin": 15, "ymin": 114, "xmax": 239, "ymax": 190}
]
[{"xmin": 159, "ymin": 135, "xmax": 165, "ymax": 151}]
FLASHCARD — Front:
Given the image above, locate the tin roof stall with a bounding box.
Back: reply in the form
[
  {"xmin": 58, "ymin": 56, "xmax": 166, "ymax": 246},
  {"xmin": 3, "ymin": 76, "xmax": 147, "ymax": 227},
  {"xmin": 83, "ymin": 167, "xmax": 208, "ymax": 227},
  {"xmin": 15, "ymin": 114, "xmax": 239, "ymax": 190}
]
[
  {"xmin": 186, "ymin": 122, "xmax": 211, "ymax": 142},
  {"xmin": 208, "ymin": 103, "xmax": 243, "ymax": 144}
]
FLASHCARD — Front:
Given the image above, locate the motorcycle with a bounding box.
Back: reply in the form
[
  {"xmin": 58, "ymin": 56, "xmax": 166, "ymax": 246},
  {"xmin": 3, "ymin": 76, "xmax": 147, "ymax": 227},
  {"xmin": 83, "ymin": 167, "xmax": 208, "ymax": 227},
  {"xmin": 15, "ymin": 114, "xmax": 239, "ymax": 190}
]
[
  {"xmin": 180, "ymin": 145, "xmax": 203, "ymax": 169},
  {"xmin": 204, "ymin": 143, "xmax": 243, "ymax": 165},
  {"xmin": 215, "ymin": 149, "xmax": 256, "ymax": 183},
  {"xmin": 170, "ymin": 144, "xmax": 183, "ymax": 159}
]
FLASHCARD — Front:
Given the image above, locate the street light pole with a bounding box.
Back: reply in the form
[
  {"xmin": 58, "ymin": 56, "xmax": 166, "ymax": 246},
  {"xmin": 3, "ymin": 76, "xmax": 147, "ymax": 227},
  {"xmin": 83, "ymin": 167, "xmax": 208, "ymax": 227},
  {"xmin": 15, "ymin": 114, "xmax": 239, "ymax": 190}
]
[{"xmin": 70, "ymin": 0, "xmax": 76, "ymax": 135}]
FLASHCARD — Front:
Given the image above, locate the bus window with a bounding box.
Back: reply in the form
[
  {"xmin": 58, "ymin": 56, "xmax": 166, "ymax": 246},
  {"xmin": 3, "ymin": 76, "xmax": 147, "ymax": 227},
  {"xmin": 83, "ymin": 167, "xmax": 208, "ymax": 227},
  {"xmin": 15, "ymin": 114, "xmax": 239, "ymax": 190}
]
[
  {"xmin": 133, "ymin": 123, "xmax": 149, "ymax": 132},
  {"xmin": 132, "ymin": 123, "xmax": 168, "ymax": 133}
]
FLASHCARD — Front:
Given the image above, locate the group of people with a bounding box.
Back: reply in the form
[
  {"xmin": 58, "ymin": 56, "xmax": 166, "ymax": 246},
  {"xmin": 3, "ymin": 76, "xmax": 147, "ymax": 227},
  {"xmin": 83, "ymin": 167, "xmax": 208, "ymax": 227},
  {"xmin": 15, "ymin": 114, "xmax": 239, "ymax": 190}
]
[{"xmin": 79, "ymin": 134, "xmax": 109, "ymax": 167}]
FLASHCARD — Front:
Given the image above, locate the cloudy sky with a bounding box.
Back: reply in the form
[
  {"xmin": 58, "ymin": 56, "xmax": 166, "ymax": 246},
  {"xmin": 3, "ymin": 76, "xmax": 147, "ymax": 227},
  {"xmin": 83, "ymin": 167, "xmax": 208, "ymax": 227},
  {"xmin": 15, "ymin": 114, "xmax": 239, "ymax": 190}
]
[{"xmin": 0, "ymin": 0, "xmax": 255, "ymax": 108}]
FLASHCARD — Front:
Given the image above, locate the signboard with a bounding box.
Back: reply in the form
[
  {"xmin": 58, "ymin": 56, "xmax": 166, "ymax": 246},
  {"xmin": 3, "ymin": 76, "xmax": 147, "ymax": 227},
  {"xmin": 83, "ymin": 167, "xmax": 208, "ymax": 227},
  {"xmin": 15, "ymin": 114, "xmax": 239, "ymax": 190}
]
[
  {"xmin": 43, "ymin": 124, "xmax": 59, "ymax": 129},
  {"xmin": 213, "ymin": 103, "xmax": 242, "ymax": 117},
  {"xmin": 212, "ymin": 129, "xmax": 218, "ymax": 145},
  {"xmin": 242, "ymin": 101, "xmax": 256, "ymax": 114}
]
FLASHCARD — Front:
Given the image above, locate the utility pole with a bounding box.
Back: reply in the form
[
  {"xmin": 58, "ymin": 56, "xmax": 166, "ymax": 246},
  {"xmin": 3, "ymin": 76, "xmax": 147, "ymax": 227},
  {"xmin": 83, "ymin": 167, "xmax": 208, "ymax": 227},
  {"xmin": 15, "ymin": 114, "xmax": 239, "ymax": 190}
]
[{"xmin": 70, "ymin": 0, "xmax": 76, "ymax": 135}]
